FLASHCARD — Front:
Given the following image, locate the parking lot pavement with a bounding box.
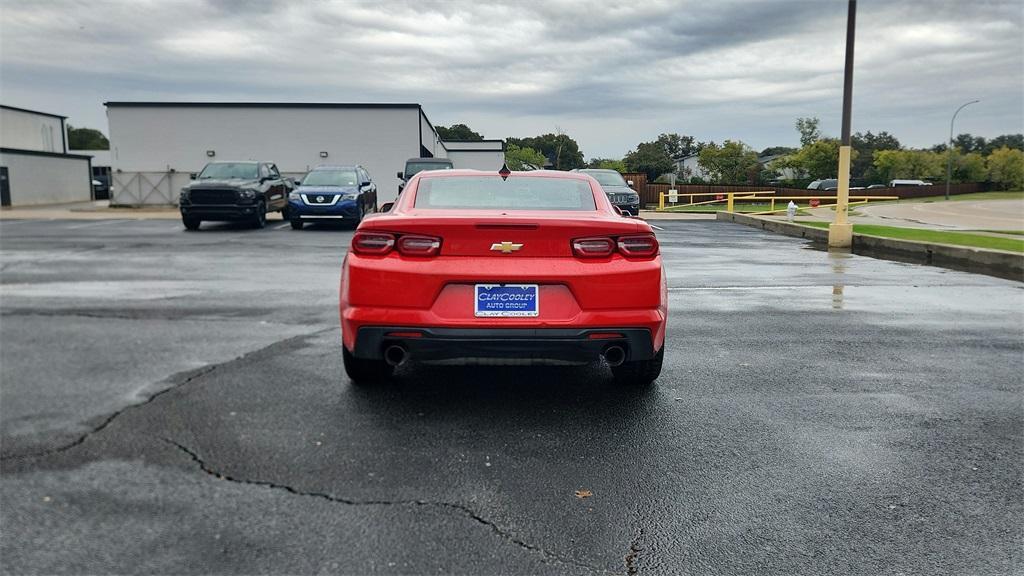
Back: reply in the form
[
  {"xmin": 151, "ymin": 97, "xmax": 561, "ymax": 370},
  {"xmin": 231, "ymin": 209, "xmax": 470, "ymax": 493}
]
[{"xmin": 1, "ymin": 218, "xmax": 1021, "ymax": 575}]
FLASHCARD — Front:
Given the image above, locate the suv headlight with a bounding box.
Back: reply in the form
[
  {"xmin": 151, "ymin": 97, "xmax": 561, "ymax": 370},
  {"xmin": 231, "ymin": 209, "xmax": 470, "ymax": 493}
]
[
  {"xmin": 288, "ymin": 191, "xmax": 301, "ymax": 201},
  {"xmin": 179, "ymin": 189, "xmax": 189, "ymax": 202}
]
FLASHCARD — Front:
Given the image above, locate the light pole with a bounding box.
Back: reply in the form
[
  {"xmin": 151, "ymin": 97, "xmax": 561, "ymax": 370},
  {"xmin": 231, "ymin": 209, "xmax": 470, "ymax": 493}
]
[
  {"xmin": 828, "ymin": 0, "xmax": 856, "ymax": 248},
  {"xmin": 945, "ymin": 99, "xmax": 979, "ymax": 200}
]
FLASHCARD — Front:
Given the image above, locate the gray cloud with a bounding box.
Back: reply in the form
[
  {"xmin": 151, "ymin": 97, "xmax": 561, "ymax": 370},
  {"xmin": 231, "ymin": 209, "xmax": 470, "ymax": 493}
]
[{"xmin": 1, "ymin": 0, "xmax": 1020, "ymax": 157}]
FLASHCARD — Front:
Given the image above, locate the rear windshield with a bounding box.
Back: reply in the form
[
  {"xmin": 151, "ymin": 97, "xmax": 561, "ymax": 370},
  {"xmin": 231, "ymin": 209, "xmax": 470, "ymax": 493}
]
[
  {"xmin": 406, "ymin": 162, "xmax": 453, "ymax": 177},
  {"xmin": 414, "ymin": 176, "xmax": 597, "ymax": 211},
  {"xmin": 302, "ymin": 170, "xmax": 358, "ymax": 187}
]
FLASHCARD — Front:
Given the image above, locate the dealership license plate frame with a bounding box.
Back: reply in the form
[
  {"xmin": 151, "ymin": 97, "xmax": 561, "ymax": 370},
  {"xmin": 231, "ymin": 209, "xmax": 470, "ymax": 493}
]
[{"xmin": 474, "ymin": 284, "xmax": 539, "ymax": 317}]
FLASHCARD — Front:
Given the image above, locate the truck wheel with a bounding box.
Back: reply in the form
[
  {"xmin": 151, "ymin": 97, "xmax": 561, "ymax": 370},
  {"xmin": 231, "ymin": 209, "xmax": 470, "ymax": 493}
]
[
  {"xmin": 182, "ymin": 216, "xmax": 201, "ymax": 231},
  {"xmin": 281, "ymin": 206, "xmax": 290, "ymax": 221},
  {"xmin": 251, "ymin": 201, "xmax": 266, "ymax": 229},
  {"xmin": 611, "ymin": 347, "xmax": 663, "ymax": 386},
  {"xmin": 290, "ymin": 218, "xmax": 303, "ymax": 230},
  {"xmin": 343, "ymin": 347, "xmax": 393, "ymax": 385}
]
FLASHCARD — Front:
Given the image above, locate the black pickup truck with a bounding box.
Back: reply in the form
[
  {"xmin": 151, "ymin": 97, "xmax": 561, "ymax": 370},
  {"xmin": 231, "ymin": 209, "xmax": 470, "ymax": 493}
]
[{"xmin": 179, "ymin": 161, "xmax": 296, "ymax": 230}]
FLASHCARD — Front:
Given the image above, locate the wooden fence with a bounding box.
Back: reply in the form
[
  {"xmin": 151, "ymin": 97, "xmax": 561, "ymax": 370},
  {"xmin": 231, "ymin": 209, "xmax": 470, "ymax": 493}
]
[{"xmin": 619, "ymin": 173, "xmax": 985, "ymax": 206}]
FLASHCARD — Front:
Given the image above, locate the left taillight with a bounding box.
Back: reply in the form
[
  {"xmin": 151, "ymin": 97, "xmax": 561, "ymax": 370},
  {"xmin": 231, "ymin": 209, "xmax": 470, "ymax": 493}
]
[
  {"xmin": 617, "ymin": 234, "xmax": 659, "ymax": 257},
  {"xmin": 351, "ymin": 232, "xmax": 395, "ymax": 255},
  {"xmin": 396, "ymin": 235, "xmax": 442, "ymax": 257}
]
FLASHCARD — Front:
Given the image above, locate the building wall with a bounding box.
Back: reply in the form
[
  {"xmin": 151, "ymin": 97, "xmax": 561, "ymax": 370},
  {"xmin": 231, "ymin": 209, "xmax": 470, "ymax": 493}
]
[
  {"xmin": 0, "ymin": 151, "xmax": 91, "ymax": 205},
  {"xmin": 419, "ymin": 110, "xmax": 445, "ymax": 159},
  {"xmin": 445, "ymin": 149, "xmax": 505, "ymax": 171},
  {"xmin": 70, "ymin": 149, "xmax": 111, "ymax": 168},
  {"xmin": 107, "ymin": 105, "xmax": 424, "ymax": 204},
  {"xmin": 0, "ymin": 107, "xmax": 65, "ymax": 153}
]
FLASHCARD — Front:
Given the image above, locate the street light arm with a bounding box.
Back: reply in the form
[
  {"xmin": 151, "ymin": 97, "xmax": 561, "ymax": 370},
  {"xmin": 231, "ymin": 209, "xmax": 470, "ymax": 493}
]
[{"xmin": 945, "ymin": 99, "xmax": 980, "ymax": 200}]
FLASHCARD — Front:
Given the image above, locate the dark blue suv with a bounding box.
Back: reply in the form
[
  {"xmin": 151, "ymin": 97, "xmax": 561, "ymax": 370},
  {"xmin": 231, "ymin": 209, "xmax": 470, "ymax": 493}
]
[{"xmin": 288, "ymin": 165, "xmax": 378, "ymax": 229}]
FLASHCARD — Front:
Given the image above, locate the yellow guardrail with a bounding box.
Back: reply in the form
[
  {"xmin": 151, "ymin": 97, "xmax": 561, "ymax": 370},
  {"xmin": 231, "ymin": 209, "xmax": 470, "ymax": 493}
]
[{"xmin": 657, "ymin": 191, "xmax": 898, "ymax": 213}]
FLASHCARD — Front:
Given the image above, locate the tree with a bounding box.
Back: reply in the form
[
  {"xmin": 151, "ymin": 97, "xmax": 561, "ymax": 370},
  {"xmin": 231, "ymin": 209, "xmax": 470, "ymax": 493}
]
[
  {"xmin": 949, "ymin": 150, "xmax": 987, "ymax": 183},
  {"xmin": 984, "ymin": 134, "xmax": 1024, "ymax": 155},
  {"xmin": 587, "ymin": 157, "xmax": 627, "ymax": 172},
  {"xmin": 851, "ymin": 131, "xmax": 900, "ymax": 180},
  {"xmin": 795, "ymin": 117, "xmax": 821, "ymax": 147},
  {"xmin": 697, "ymin": 140, "xmax": 760, "ymax": 184},
  {"xmin": 655, "ymin": 133, "xmax": 703, "ymax": 159},
  {"xmin": 435, "ymin": 123, "xmax": 484, "ymax": 141},
  {"xmin": 780, "ymin": 139, "xmax": 856, "ymax": 180},
  {"xmin": 952, "ymin": 133, "xmax": 986, "ymax": 154},
  {"xmin": 624, "ymin": 142, "xmax": 674, "ymax": 182},
  {"xmin": 504, "ymin": 143, "xmax": 547, "ymax": 171},
  {"xmin": 872, "ymin": 149, "xmax": 944, "ymax": 182},
  {"xmin": 506, "ymin": 132, "xmax": 585, "ymax": 170},
  {"xmin": 987, "ymin": 146, "xmax": 1024, "ymax": 190},
  {"xmin": 67, "ymin": 125, "xmax": 109, "ymax": 150},
  {"xmin": 759, "ymin": 146, "xmax": 797, "ymax": 157}
]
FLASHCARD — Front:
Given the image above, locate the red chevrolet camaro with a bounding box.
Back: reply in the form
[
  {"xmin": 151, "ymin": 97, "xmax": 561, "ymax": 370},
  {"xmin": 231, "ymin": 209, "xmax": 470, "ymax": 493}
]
[{"xmin": 339, "ymin": 168, "xmax": 667, "ymax": 385}]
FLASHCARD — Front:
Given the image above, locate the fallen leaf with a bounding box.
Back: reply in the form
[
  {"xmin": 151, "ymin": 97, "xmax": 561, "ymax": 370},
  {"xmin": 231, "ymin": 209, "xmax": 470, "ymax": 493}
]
[{"xmin": 575, "ymin": 490, "xmax": 593, "ymax": 499}]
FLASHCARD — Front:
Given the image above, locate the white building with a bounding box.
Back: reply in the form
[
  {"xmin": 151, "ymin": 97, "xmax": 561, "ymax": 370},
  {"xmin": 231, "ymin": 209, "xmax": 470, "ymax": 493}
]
[
  {"xmin": 105, "ymin": 102, "xmax": 505, "ymax": 206},
  {"xmin": 0, "ymin": 105, "xmax": 93, "ymax": 206}
]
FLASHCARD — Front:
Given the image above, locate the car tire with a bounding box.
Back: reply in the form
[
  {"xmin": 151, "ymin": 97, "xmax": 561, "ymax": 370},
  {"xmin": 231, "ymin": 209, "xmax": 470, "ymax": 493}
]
[
  {"xmin": 281, "ymin": 206, "xmax": 290, "ymax": 221},
  {"xmin": 290, "ymin": 218, "xmax": 304, "ymax": 230},
  {"xmin": 343, "ymin": 346, "xmax": 394, "ymax": 385},
  {"xmin": 611, "ymin": 347, "xmax": 663, "ymax": 386},
  {"xmin": 252, "ymin": 201, "xmax": 266, "ymax": 229},
  {"xmin": 182, "ymin": 216, "xmax": 201, "ymax": 231}
]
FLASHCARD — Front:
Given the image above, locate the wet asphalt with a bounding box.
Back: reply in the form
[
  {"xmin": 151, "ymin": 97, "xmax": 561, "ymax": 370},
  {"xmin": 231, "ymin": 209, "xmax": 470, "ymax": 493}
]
[{"xmin": 0, "ymin": 217, "xmax": 1021, "ymax": 575}]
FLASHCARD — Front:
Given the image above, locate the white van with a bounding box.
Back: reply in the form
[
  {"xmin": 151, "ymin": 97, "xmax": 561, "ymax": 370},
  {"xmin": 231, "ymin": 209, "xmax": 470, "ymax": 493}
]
[{"xmin": 888, "ymin": 179, "xmax": 933, "ymax": 187}]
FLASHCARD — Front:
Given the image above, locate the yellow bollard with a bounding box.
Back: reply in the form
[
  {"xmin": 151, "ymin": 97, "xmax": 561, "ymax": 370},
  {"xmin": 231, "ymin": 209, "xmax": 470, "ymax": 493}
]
[
  {"xmin": 771, "ymin": 198, "xmax": 775, "ymax": 213},
  {"xmin": 659, "ymin": 193, "xmax": 665, "ymax": 211},
  {"xmin": 726, "ymin": 192, "xmax": 734, "ymax": 213}
]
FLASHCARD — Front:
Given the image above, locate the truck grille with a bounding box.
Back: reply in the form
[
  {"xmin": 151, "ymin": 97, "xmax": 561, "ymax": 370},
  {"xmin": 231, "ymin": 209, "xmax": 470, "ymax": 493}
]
[
  {"xmin": 611, "ymin": 193, "xmax": 636, "ymax": 204},
  {"xmin": 190, "ymin": 189, "xmax": 237, "ymax": 204}
]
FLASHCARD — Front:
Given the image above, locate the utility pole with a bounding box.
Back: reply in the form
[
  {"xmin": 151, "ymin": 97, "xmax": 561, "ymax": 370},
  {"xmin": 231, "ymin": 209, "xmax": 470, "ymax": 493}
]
[
  {"xmin": 829, "ymin": 0, "xmax": 856, "ymax": 248},
  {"xmin": 945, "ymin": 100, "xmax": 980, "ymax": 200}
]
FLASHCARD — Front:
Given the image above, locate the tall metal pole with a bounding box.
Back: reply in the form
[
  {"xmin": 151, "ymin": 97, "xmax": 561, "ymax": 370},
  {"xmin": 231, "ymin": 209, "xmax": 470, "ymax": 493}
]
[
  {"xmin": 829, "ymin": 0, "xmax": 856, "ymax": 248},
  {"xmin": 945, "ymin": 99, "xmax": 979, "ymax": 200}
]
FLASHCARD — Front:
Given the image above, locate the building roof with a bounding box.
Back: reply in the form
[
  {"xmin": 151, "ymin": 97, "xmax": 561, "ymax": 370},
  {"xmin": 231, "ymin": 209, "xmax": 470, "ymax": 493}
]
[
  {"xmin": 0, "ymin": 104, "xmax": 67, "ymax": 119},
  {"xmin": 103, "ymin": 102, "xmax": 421, "ymax": 109}
]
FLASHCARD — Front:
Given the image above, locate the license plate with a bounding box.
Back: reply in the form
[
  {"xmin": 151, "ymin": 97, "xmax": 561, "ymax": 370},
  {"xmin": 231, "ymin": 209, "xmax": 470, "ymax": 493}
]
[{"xmin": 474, "ymin": 284, "xmax": 539, "ymax": 317}]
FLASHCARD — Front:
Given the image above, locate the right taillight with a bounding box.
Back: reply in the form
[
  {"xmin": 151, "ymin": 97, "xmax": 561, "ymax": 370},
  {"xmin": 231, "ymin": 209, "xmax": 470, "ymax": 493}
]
[
  {"xmin": 396, "ymin": 234, "xmax": 441, "ymax": 256},
  {"xmin": 618, "ymin": 234, "xmax": 659, "ymax": 257},
  {"xmin": 572, "ymin": 237, "xmax": 616, "ymax": 258},
  {"xmin": 352, "ymin": 232, "xmax": 395, "ymax": 255}
]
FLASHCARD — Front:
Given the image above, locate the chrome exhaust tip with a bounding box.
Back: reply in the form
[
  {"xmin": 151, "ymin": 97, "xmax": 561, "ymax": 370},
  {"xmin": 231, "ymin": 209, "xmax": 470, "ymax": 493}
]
[
  {"xmin": 603, "ymin": 345, "xmax": 626, "ymax": 367},
  {"xmin": 384, "ymin": 345, "xmax": 408, "ymax": 367}
]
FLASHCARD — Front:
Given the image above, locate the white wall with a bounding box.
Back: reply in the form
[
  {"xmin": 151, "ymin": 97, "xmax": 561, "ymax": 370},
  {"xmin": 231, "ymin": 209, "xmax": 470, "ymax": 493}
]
[
  {"xmin": 0, "ymin": 151, "xmax": 91, "ymax": 205},
  {"xmin": 70, "ymin": 149, "xmax": 111, "ymax": 168},
  {"xmin": 107, "ymin": 105, "xmax": 424, "ymax": 204},
  {"xmin": 419, "ymin": 111, "xmax": 445, "ymax": 158},
  {"xmin": 446, "ymin": 150, "xmax": 506, "ymax": 171},
  {"xmin": 1, "ymin": 108, "xmax": 65, "ymax": 153}
]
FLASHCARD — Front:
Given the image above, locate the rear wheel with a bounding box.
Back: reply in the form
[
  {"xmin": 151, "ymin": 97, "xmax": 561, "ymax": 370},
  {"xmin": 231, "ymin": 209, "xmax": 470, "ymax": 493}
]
[
  {"xmin": 251, "ymin": 201, "xmax": 266, "ymax": 229},
  {"xmin": 343, "ymin": 346, "xmax": 393, "ymax": 385},
  {"xmin": 611, "ymin": 347, "xmax": 663, "ymax": 386},
  {"xmin": 182, "ymin": 216, "xmax": 201, "ymax": 230},
  {"xmin": 290, "ymin": 218, "xmax": 304, "ymax": 230}
]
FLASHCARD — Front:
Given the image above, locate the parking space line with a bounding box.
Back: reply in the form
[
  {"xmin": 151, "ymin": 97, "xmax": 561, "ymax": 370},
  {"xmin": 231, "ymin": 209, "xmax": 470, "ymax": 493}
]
[
  {"xmin": 65, "ymin": 220, "xmax": 127, "ymax": 229},
  {"xmin": 274, "ymin": 223, "xmax": 291, "ymax": 230}
]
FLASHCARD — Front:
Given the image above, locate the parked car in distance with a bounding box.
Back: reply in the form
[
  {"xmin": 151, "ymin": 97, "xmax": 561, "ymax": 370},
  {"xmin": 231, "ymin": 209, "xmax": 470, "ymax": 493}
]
[
  {"xmin": 179, "ymin": 161, "xmax": 294, "ymax": 230},
  {"xmin": 807, "ymin": 178, "xmax": 865, "ymax": 191},
  {"xmin": 397, "ymin": 157, "xmax": 453, "ymax": 193},
  {"xmin": 288, "ymin": 165, "xmax": 378, "ymax": 230},
  {"xmin": 889, "ymin": 179, "xmax": 933, "ymax": 187},
  {"xmin": 572, "ymin": 169, "xmax": 641, "ymax": 216},
  {"xmin": 340, "ymin": 169, "xmax": 667, "ymax": 386}
]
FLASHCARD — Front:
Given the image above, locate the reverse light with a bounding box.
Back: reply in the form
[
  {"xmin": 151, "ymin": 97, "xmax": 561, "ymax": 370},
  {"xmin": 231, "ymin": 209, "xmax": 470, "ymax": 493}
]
[
  {"xmin": 572, "ymin": 237, "xmax": 615, "ymax": 257},
  {"xmin": 397, "ymin": 235, "xmax": 442, "ymax": 256},
  {"xmin": 617, "ymin": 234, "xmax": 659, "ymax": 257},
  {"xmin": 352, "ymin": 232, "xmax": 395, "ymax": 255}
]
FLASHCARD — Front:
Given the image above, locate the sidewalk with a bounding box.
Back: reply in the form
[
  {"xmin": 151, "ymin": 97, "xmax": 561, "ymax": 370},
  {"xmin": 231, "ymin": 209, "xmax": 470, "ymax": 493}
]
[{"xmin": 0, "ymin": 200, "xmax": 180, "ymax": 220}]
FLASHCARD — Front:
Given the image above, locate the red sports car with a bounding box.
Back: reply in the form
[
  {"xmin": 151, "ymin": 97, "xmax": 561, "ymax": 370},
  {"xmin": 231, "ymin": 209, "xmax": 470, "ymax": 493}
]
[{"xmin": 339, "ymin": 168, "xmax": 667, "ymax": 385}]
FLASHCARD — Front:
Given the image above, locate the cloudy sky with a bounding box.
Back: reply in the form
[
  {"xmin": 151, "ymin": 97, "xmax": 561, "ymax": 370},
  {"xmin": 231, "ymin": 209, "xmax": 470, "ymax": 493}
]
[{"xmin": 1, "ymin": 0, "xmax": 1021, "ymax": 158}]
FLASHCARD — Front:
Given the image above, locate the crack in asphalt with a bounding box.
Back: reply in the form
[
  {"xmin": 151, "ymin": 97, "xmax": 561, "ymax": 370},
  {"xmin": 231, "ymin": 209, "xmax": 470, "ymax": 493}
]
[
  {"xmin": 623, "ymin": 527, "xmax": 644, "ymax": 576},
  {"xmin": 163, "ymin": 437, "xmax": 606, "ymax": 575},
  {"xmin": 0, "ymin": 329, "xmax": 332, "ymax": 463}
]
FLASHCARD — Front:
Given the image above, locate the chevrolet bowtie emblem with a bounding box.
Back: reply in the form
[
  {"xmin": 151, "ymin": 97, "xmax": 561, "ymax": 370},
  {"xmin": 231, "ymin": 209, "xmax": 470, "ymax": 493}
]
[{"xmin": 490, "ymin": 241, "xmax": 523, "ymax": 254}]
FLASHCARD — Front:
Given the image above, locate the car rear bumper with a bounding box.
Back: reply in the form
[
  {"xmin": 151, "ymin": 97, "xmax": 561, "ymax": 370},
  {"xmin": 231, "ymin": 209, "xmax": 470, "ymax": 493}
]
[{"xmin": 351, "ymin": 326, "xmax": 655, "ymax": 364}]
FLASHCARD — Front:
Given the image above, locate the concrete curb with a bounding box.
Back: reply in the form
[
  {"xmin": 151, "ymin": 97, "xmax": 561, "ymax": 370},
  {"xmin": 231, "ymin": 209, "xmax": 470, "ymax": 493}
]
[{"xmin": 717, "ymin": 212, "xmax": 1024, "ymax": 282}]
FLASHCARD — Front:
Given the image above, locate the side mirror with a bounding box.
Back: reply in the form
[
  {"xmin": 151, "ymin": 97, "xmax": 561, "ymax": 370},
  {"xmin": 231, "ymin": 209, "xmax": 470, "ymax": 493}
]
[
  {"xmin": 189, "ymin": 173, "xmax": 197, "ymax": 180},
  {"xmin": 361, "ymin": 181, "xmax": 371, "ymax": 188},
  {"xmin": 396, "ymin": 171, "xmax": 404, "ymax": 180},
  {"xmin": 627, "ymin": 180, "xmax": 634, "ymax": 186},
  {"xmin": 380, "ymin": 202, "xmax": 394, "ymax": 212}
]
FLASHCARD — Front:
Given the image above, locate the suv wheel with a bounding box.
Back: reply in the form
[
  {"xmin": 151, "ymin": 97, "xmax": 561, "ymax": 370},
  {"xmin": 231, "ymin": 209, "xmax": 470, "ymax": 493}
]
[
  {"xmin": 290, "ymin": 218, "xmax": 303, "ymax": 230},
  {"xmin": 611, "ymin": 347, "xmax": 663, "ymax": 386},
  {"xmin": 343, "ymin": 346, "xmax": 394, "ymax": 385},
  {"xmin": 182, "ymin": 216, "xmax": 201, "ymax": 231},
  {"xmin": 251, "ymin": 201, "xmax": 266, "ymax": 229}
]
